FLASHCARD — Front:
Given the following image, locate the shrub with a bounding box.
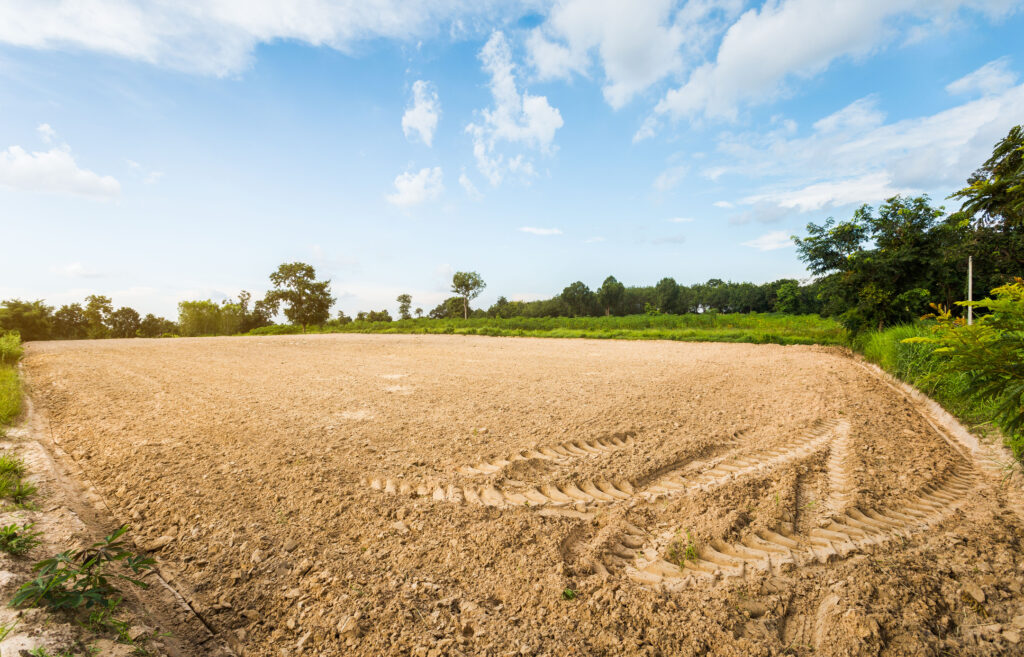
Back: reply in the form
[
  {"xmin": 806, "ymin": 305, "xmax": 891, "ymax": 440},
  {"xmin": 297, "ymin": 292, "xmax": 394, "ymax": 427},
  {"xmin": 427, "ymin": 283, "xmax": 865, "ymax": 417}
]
[
  {"xmin": 0, "ymin": 332, "xmax": 22, "ymax": 365},
  {"xmin": 0, "ymin": 522, "xmax": 42, "ymax": 556}
]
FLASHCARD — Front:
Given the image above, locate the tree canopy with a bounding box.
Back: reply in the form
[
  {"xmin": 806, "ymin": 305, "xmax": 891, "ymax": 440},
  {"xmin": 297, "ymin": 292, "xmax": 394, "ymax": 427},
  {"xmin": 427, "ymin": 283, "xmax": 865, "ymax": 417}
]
[{"xmin": 263, "ymin": 262, "xmax": 335, "ymax": 332}]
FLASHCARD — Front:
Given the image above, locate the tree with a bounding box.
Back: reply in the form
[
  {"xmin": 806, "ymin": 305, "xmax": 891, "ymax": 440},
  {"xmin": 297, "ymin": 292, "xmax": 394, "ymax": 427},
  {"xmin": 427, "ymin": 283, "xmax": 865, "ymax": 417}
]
[
  {"xmin": 263, "ymin": 262, "xmax": 335, "ymax": 332},
  {"xmin": 773, "ymin": 281, "xmax": 802, "ymax": 314},
  {"xmin": 596, "ymin": 276, "xmax": 626, "ymax": 316},
  {"xmin": 451, "ymin": 271, "xmax": 485, "ymax": 319},
  {"xmin": 561, "ymin": 281, "xmax": 594, "ymax": 317},
  {"xmin": 84, "ymin": 295, "xmax": 113, "ymax": 339},
  {"xmin": 654, "ymin": 278, "xmax": 680, "ymax": 314},
  {"xmin": 396, "ymin": 294, "xmax": 413, "ymax": 320},
  {"xmin": 107, "ymin": 307, "xmax": 142, "ymax": 338},
  {"xmin": 138, "ymin": 314, "xmax": 176, "ymax": 338},
  {"xmin": 237, "ymin": 290, "xmax": 273, "ymax": 333},
  {"xmin": 414, "ymin": 307, "xmax": 423, "ymax": 318},
  {"xmin": 178, "ymin": 300, "xmax": 227, "ymax": 336},
  {"xmin": 429, "ymin": 297, "xmax": 466, "ymax": 319},
  {"xmin": 0, "ymin": 300, "xmax": 53, "ymax": 342},
  {"xmin": 52, "ymin": 304, "xmax": 89, "ymax": 339},
  {"xmin": 795, "ymin": 196, "xmax": 946, "ymax": 332}
]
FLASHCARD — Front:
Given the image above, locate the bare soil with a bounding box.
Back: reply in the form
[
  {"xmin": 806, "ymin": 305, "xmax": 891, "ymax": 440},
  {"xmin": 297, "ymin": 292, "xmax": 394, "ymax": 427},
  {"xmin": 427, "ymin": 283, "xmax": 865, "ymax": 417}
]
[{"xmin": 19, "ymin": 334, "xmax": 1024, "ymax": 656}]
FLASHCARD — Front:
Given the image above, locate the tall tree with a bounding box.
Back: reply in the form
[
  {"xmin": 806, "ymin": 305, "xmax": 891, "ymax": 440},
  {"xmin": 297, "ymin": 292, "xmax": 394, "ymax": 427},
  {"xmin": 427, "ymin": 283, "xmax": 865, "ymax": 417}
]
[
  {"xmin": 396, "ymin": 294, "xmax": 413, "ymax": 320},
  {"xmin": 451, "ymin": 271, "xmax": 485, "ymax": 319},
  {"xmin": 654, "ymin": 277, "xmax": 680, "ymax": 314},
  {"xmin": 52, "ymin": 303, "xmax": 89, "ymax": 339},
  {"xmin": 596, "ymin": 276, "xmax": 626, "ymax": 316},
  {"xmin": 84, "ymin": 295, "xmax": 113, "ymax": 339},
  {"xmin": 0, "ymin": 300, "xmax": 53, "ymax": 342},
  {"xmin": 560, "ymin": 281, "xmax": 594, "ymax": 317},
  {"xmin": 263, "ymin": 262, "xmax": 335, "ymax": 332},
  {"xmin": 107, "ymin": 307, "xmax": 142, "ymax": 338},
  {"xmin": 795, "ymin": 196, "xmax": 945, "ymax": 332}
]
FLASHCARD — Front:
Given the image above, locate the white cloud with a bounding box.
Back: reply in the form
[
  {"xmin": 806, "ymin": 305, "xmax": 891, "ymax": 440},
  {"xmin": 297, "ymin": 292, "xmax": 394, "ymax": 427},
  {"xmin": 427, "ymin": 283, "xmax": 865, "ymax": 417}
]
[
  {"xmin": 386, "ymin": 166, "xmax": 443, "ymax": 206},
  {"xmin": 402, "ymin": 80, "xmax": 440, "ymax": 146},
  {"xmin": 585, "ymin": 236, "xmax": 606, "ymax": 243},
  {"xmin": 711, "ymin": 79, "xmax": 1024, "ymax": 214},
  {"xmin": 466, "ymin": 31, "xmax": 564, "ymax": 185},
  {"xmin": 713, "ymin": 200, "xmax": 734, "ymax": 208},
  {"xmin": 742, "ymin": 172, "xmax": 912, "ymax": 212},
  {"xmin": 667, "ymin": 216, "xmax": 694, "ymax": 223},
  {"xmin": 644, "ymin": 0, "xmax": 1020, "ymax": 131},
  {"xmin": 0, "ymin": 1, "xmax": 537, "ymax": 76},
  {"xmin": 946, "ymin": 57, "xmax": 1017, "ymax": 96},
  {"xmin": 519, "ymin": 226, "xmax": 563, "ymax": 235},
  {"xmin": 37, "ymin": 123, "xmax": 56, "ymax": 144},
  {"xmin": 0, "ymin": 144, "xmax": 120, "ymax": 199},
  {"xmin": 528, "ymin": 0, "xmax": 743, "ymax": 109},
  {"xmin": 741, "ymin": 230, "xmax": 794, "ymax": 251},
  {"xmin": 458, "ymin": 171, "xmax": 482, "ymax": 199},
  {"xmin": 653, "ymin": 165, "xmax": 688, "ymax": 191}
]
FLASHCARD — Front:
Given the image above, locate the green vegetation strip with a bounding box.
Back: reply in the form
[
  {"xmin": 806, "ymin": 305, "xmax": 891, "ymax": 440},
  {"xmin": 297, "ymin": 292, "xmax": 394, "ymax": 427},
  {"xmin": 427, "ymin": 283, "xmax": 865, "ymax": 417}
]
[{"xmin": 249, "ymin": 312, "xmax": 848, "ymax": 346}]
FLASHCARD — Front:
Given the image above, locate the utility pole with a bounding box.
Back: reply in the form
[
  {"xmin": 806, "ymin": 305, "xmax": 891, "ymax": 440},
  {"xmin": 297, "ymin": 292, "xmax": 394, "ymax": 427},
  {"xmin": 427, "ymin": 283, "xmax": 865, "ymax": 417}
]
[{"xmin": 968, "ymin": 256, "xmax": 973, "ymax": 326}]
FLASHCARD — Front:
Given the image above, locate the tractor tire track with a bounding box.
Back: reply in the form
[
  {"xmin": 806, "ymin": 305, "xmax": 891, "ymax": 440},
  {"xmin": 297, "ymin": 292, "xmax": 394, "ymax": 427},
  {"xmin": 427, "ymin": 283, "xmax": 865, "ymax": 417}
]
[{"xmin": 455, "ymin": 434, "xmax": 634, "ymax": 476}]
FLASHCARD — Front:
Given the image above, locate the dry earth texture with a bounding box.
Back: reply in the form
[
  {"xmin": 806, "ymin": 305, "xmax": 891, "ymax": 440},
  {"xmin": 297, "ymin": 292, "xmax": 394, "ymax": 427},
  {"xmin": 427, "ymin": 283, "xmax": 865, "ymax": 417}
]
[{"xmin": 19, "ymin": 334, "xmax": 1024, "ymax": 657}]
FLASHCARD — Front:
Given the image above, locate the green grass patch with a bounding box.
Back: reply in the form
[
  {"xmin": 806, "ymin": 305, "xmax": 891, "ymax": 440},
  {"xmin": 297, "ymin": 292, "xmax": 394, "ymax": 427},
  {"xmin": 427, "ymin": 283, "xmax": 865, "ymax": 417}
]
[
  {"xmin": 250, "ymin": 313, "xmax": 847, "ymax": 346},
  {"xmin": 0, "ymin": 365, "xmax": 20, "ymax": 426},
  {"xmin": 0, "ymin": 332, "xmax": 22, "ymax": 365},
  {"xmin": 861, "ymin": 322, "xmax": 1019, "ymax": 457}
]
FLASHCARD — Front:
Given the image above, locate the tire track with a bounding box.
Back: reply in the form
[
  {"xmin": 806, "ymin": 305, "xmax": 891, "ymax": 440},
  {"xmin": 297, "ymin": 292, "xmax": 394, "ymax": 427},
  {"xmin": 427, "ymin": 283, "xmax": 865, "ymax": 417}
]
[
  {"xmin": 615, "ymin": 462, "xmax": 975, "ymax": 588},
  {"xmin": 455, "ymin": 434, "xmax": 634, "ymax": 476},
  {"xmin": 365, "ymin": 422, "xmax": 842, "ymax": 511}
]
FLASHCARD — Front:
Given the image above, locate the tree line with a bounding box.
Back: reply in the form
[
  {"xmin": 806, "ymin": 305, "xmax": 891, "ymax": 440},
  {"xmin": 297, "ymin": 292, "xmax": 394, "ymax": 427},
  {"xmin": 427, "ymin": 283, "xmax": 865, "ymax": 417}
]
[{"xmin": 1, "ymin": 125, "xmax": 1020, "ymax": 340}]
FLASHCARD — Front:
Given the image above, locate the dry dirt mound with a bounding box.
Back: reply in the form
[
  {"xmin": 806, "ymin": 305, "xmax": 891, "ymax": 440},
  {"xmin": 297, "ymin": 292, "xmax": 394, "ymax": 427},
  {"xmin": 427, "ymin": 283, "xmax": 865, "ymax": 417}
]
[{"xmin": 20, "ymin": 334, "xmax": 1024, "ymax": 656}]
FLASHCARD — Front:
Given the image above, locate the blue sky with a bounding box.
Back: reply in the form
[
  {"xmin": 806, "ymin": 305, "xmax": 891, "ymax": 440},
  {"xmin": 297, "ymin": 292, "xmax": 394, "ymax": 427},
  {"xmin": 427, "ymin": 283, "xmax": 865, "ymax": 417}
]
[{"xmin": 1, "ymin": 0, "xmax": 1023, "ymax": 318}]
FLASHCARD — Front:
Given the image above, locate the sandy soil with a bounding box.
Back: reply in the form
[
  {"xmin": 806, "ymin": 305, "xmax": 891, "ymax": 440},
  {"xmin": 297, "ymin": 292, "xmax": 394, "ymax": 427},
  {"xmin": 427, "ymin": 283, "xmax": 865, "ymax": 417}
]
[{"xmin": 19, "ymin": 333, "xmax": 1024, "ymax": 656}]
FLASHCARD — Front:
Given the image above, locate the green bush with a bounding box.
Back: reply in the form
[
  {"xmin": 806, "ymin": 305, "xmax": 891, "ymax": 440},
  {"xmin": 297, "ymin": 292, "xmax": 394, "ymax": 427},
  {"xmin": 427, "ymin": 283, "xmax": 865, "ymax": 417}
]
[
  {"xmin": 248, "ymin": 324, "xmax": 302, "ymax": 336},
  {"xmin": 0, "ymin": 332, "xmax": 22, "ymax": 365},
  {"xmin": 0, "ymin": 367, "xmax": 19, "ymax": 426}
]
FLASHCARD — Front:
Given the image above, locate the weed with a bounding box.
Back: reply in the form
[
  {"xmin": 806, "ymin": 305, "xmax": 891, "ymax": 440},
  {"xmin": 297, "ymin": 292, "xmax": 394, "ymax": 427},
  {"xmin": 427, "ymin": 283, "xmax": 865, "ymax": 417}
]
[
  {"xmin": 11, "ymin": 525, "xmax": 154, "ymax": 612},
  {"xmin": 561, "ymin": 588, "xmax": 577, "ymax": 600},
  {"xmin": 0, "ymin": 365, "xmax": 20, "ymax": 425},
  {"xmin": 804, "ymin": 499, "xmax": 818, "ymax": 510},
  {"xmin": 667, "ymin": 529, "xmax": 700, "ymax": 566},
  {"xmin": 0, "ymin": 619, "xmax": 18, "ymax": 640},
  {"xmin": 28, "ymin": 648, "xmax": 74, "ymax": 657},
  {"xmin": 0, "ymin": 452, "xmax": 26, "ymax": 477},
  {"xmin": 10, "ymin": 480, "xmax": 37, "ymax": 505},
  {"xmin": 0, "ymin": 522, "xmax": 42, "ymax": 555},
  {"xmin": 0, "ymin": 332, "xmax": 22, "ymax": 365}
]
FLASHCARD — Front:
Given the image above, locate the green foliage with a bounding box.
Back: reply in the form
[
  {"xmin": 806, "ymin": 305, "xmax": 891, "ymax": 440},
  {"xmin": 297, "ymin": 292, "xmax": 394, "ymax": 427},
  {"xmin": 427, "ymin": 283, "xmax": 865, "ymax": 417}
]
[
  {"xmin": 12, "ymin": 525, "xmax": 153, "ymax": 612},
  {"xmin": 0, "ymin": 365, "xmax": 20, "ymax": 425},
  {"xmin": 138, "ymin": 313, "xmax": 178, "ymax": 338},
  {"xmin": 0, "ymin": 522, "xmax": 42, "ymax": 556},
  {"xmin": 396, "ymin": 294, "xmax": 413, "ymax": 320},
  {"xmin": 0, "ymin": 331, "xmax": 23, "ymax": 364},
  {"xmin": 451, "ymin": 271, "xmax": 485, "ymax": 319},
  {"xmin": 51, "ymin": 304, "xmax": 89, "ymax": 339},
  {"xmin": 83, "ymin": 295, "xmax": 113, "ymax": 339},
  {"xmin": 907, "ymin": 279, "xmax": 1024, "ymax": 449},
  {"xmin": 177, "ymin": 300, "xmax": 241, "ymax": 337},
  {"xmin": 654, "ymin": 277, "xmax": 680, "ymax": 313},
  {"xmin": 296, "ymin": 312, "xmax": 845, "ymax": 345},
  {"xmin": 106, "ymin": 307, "xmax": 141, "ymax": 339},
  {"xmin": 560, "ymin": 281, "xmax": 594, "ymax": 317},
  {"xmin": 596, "ymin": 276, "xmax": 626, "ymax": 316},
  {"xmin": 0, "ymin": 300, "xmax": 53, "ymax": 342},
  {"xmin": 561, "ymin": 588, "xmax": 577, "ymax": 600},
  {"xmin": 430, "ymin": 296, "xmax": 468, "ymax": 320},
  {"xmin": 795, "ymin": 196, "xmax": 951, "ymax": 333},
  {"xmin": 263, "ymin": 262, "xmax": 335, "ymax": 331},
  {"xmin": 355, "ymin": 310, "xmax": 393, "ymax": 323}
]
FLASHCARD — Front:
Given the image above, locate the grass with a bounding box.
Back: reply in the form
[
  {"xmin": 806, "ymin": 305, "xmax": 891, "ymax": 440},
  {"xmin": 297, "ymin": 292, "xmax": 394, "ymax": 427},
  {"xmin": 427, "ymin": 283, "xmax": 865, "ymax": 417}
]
[
  {"xmin": 0, "ymin": 365, "xmax": 20, "ymax": 425},
  {"xmin": 861, "ymin": 322, "xmax": 1021, "ymax": 458},
  {"xmin": 0, "ymin": 522, "xmax": 42, "ymax": 556},
  {"xmin": 0, "ymin": 331, "xmax": 23, "ymax": 365},
  {"xmin": 250, "ymin": 312, "xmax": 848, "ymax": 346}
]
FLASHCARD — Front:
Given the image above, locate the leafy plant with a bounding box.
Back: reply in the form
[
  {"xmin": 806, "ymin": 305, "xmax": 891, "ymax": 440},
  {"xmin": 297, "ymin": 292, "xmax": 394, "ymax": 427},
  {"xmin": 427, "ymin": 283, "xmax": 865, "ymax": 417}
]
[
  {"xmin": 0, "ymin": 522, "xmax": 42, "ymax": 555},
  {"xmin": 11, "ymin": 525, "xmax": 154, "ymax": 612},
  {"xmin": 908, "ymin": 279, "xmax": 1024, "ymax": 451},
  {"xmin": 0, "ymin": 331, "xmax": 23, "ymax": 364},
  {"xmin": 561, "ymin": 588, "xmax": 577, "ymax": 600}
]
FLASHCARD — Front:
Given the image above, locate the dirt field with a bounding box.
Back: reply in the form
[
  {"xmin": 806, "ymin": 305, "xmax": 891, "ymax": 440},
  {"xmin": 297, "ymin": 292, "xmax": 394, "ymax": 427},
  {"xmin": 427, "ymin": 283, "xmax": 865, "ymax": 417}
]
[{"xmin": 19, "ymin": 334, "xmax": 1024, "ymax": 656}]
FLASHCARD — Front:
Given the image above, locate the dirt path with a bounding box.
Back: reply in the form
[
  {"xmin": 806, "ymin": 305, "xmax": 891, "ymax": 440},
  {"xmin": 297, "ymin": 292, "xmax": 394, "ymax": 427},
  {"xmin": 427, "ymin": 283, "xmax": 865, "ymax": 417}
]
[{"xmin": 20, "ymin": 334, "xmax": 1024, "ymax": 656}]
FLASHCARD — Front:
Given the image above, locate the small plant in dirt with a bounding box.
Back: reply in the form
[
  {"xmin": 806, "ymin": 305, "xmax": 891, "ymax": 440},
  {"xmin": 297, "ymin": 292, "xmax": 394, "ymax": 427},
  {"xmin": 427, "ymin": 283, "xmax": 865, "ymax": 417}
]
[
  {"xmin": 561, "ymin": 588, "xmax": 577, "ymax": 600},
  {"xmin": 28, "ymin": 648, "xmax": 75, "ymax": 657},
  {"xmin": 0, "ymin": 521, "xmax": 42, "ymax": 555},
  {"xmin": 667, "ymin": 529, "xmax": 699, "ymax": 566},
  {"xmin": 11, "ymin": 525, "xmax": 154, "ymax": 618}
]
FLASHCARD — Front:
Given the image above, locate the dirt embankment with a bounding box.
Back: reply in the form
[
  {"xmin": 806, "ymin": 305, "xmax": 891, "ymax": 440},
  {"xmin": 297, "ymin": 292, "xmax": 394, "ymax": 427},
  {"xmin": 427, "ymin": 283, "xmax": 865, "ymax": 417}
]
[{"xmin": 20, "ymin": 334, "xmax": 1024, "ymax": 656}]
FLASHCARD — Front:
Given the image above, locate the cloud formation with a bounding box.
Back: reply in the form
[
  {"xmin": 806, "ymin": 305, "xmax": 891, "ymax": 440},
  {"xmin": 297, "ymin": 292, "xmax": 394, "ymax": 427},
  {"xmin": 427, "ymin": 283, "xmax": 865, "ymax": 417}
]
[
  {"xmin": 741, "ymin": 230, "xmax": 794, "ymax": 251},
  {"xmin": 519, "ymin": 226, "xmax": 563, "ymax": 235},
  {"xmin": 402, "ymin": 80, "xmax": 440, "ymax": 146},
  {"xmin": 386, "ymin": 166, "xmax": 443, "ymax": 206},
  {"xmin": 0, "ymin": 144, "xmax": 120, "ymax": 199},
  {"xmin": 467, "ymin": 31, "xmax": 564, "ymax": 185}
]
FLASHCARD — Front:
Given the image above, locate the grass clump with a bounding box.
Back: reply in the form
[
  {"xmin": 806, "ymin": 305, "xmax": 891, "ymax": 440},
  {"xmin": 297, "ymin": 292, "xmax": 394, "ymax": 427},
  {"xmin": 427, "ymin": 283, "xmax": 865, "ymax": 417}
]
[
  {"xmin": 0, "ymin": 522, "xmax": 42, "ymax": 556},
  {"xmin": 0, "ymin": 332, "xmax": 22, "ymax": 365},
  {"xmin": 0, "ymin": 365, "xmax": 20, "ymax": 426}
]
